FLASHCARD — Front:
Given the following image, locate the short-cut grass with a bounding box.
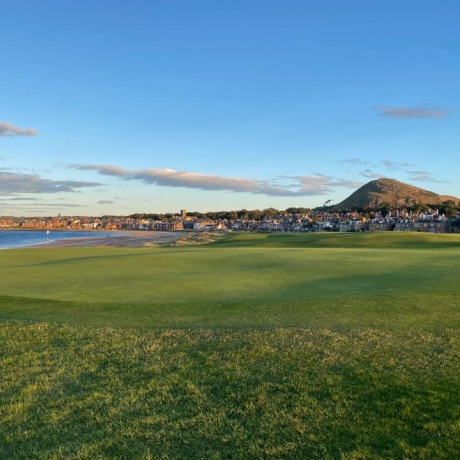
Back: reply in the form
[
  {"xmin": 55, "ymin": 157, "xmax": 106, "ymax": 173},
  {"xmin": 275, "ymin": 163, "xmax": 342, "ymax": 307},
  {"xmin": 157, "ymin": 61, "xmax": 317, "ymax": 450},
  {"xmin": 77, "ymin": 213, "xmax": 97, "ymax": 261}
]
[{"xmin": 1, "ymin": 231, "xmax": 460, "ymax": 458}]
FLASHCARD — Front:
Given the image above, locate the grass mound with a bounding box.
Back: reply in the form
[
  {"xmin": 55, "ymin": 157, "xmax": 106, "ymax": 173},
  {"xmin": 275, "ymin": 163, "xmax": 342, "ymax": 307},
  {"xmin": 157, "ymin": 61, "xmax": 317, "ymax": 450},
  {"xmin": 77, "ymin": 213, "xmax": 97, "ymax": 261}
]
[{"xmin": 211, "ymin": 230, "xmax": 460, "ymax": 249}]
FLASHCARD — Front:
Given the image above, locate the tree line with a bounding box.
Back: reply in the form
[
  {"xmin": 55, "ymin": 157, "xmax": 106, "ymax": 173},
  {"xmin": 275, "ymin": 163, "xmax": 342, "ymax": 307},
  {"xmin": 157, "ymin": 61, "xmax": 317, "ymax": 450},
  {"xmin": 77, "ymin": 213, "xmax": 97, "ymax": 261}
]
[{"xmin": 128, "ymin": 201, "xmax": 460, "ymax": 222}]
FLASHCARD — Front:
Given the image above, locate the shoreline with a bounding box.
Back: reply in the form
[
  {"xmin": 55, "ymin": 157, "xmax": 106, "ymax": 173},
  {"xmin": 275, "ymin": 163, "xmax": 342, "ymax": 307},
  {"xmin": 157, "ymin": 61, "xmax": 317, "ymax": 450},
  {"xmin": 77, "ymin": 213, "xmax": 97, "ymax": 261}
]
[{"xmin": 18, "ymin": 230, "xmax": 185, "ymax": 249}]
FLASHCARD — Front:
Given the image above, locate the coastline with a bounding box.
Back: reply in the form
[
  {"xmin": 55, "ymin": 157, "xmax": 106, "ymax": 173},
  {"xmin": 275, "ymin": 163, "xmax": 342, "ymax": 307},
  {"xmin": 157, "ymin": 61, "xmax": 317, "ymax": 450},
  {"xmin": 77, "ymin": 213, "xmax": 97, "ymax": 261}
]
[{"xmin": 20, "ymin": 230, "xmax": 185, "ymax": 249}]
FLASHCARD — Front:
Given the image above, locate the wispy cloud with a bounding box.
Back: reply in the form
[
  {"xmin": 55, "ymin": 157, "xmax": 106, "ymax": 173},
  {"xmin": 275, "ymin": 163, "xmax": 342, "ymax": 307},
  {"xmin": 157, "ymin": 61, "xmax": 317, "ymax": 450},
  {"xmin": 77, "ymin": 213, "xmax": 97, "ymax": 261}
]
[
  {"xmin": 382, "ymin": 160, "xmax": 414, "ymax": 170},
  {"xmin": 0, "ymin": 195, "xmax": 86, "ymax": 217},
  {"xmin": 339, "ymin": 158, "xmax": 371, "ymax": 166},
  {"xmin": 357, "ymin": 161, "xmax": 447, "ymax": 184},
  {"xmin": 406, "ymin": 170, "xmax": 448, "ymax": 183},
  {"xmin": 375, "ymin": 106, "xmax": 448, "ymax": 119},
  {"xmin": 98, "ymin": 200, "xmax": 114, "ymax": 204},
  {"xmin": 310, "ymin": 174, "xmax": 363, "ymax": 189},
  {"xmin": 73, "ymin": 164, "xmax": 261, "ymax": 193},
  {"xmin": 0, "ymin": 197, "xmax": 84, "ymax": 206},
  {"xmin": 342, "ymin": 158, "xmax": 416, "ymax": 179},
  {"xmin": 0, "ymin": 203, "xmax": 85, "ymax": 214},
  {"xmin": 0, "ymin": 122, "xmax": 38, "ymax": 137},
  {"xmin": 71, "ymin": 164, "xmax": 361, "ymax": 197},
  {"xmin": 0, "ymin": 171, "xmax": 102, "ymax": 194},
  {"xmin": 4, "ymin": 197, "xmax": 40, "ymax": 201},
  {"xmin": 361, "ymin": 169, "xmax": 384, "ymax": 179}
]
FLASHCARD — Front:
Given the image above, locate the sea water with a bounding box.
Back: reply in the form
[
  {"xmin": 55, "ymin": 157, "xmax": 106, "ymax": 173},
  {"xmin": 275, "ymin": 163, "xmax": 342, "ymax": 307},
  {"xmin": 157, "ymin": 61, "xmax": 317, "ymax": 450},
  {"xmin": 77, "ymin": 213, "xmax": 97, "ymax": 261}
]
[{"xmin": 0, "ymin": 230, "xmax": 103, "ymax": 249}]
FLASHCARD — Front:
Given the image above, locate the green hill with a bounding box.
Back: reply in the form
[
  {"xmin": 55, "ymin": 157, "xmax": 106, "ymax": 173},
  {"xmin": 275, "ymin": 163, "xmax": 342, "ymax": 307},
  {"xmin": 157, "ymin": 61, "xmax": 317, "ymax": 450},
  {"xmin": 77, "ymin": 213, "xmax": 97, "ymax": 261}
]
[{"xmin": 335, "ymin": 177, "xmax": 458, "ymax": 210}]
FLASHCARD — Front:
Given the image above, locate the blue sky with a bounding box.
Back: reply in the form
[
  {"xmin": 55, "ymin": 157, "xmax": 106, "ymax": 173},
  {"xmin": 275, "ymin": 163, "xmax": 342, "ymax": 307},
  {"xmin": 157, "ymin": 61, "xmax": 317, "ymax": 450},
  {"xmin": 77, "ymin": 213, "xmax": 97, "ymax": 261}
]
[{"xmin": 1, "ymin": 0, "xmax": 458, "ymax": 216}]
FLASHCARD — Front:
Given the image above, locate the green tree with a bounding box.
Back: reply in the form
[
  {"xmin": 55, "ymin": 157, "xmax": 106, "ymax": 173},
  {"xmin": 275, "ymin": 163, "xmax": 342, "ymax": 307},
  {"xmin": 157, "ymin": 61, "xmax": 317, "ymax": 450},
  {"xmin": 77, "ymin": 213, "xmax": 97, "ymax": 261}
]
[{"xmin": 379, "ymin": 202, "xmax": 391, "ymax": 217}]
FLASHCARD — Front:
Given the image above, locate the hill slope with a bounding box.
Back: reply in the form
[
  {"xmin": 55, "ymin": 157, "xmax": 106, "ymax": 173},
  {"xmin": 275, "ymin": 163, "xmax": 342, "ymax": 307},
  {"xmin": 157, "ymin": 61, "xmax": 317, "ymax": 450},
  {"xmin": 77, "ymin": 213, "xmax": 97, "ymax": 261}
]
[{"xmin": 335, "ymin": 178, "xmax": 458, "ymax": 209}]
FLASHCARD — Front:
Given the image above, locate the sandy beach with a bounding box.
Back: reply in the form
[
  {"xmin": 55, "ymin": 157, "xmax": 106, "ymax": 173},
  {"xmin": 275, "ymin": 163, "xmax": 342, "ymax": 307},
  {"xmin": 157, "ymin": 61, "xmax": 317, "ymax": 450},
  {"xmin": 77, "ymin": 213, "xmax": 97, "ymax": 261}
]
[{"xmin": 28, "ymin": 231, "xmax": 185, "ymax": 248}]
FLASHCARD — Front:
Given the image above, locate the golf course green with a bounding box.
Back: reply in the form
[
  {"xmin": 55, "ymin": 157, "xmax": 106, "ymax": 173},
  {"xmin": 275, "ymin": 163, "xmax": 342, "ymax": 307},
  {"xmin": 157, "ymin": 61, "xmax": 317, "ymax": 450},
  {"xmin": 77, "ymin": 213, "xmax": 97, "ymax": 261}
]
[{"xmin": 1, "ymin": 232, "xmax": 460, "ymax": 459}]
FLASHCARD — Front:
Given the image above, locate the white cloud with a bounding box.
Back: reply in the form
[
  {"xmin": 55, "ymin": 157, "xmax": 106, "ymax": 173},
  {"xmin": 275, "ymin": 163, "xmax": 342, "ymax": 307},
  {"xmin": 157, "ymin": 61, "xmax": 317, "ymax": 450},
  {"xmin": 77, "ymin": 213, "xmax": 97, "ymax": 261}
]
[
  {"xmin": 0, "ymin": 171, "xmax": 102, "ymax": 194},
  {"xmin": 361, "ymin": 169, "xmax": 383, "ymax": 179},
  {"xmin": 375, "ymin": 106, "xmax": 448, "ymax": 119},
  {"xmin": 382, "ymin": 160, "xmax": 414, "ymax": 170},
  {"xmin": 71, "ymin": 164, "xmax": 361, "ymax": 197},
  {"xmin": 339, "ymin": 158, "xmax": 371, "ymax": 166},
  {"xmin": 0, "ymin": 122, "xmax": 38, "ymax": 137},
  {"xmin": 4, "ymin": 197, "xmax": 40, "ymax": 201},
  {"xmin": 406, "ymin": 170, "xmax": 447, "ymax": 183}
]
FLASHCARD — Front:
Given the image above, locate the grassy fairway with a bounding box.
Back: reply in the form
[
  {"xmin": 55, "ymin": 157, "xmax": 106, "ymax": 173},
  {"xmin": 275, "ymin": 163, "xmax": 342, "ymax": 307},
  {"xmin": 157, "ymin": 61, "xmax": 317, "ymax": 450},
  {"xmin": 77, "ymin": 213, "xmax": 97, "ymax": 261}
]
[
  {"xmin": 1, "ymin": 232, "xmax": 460, "ymax": 458},
  {"xmin": 1, "ymin": 232, "xmax": 460, "ymax": 329}
]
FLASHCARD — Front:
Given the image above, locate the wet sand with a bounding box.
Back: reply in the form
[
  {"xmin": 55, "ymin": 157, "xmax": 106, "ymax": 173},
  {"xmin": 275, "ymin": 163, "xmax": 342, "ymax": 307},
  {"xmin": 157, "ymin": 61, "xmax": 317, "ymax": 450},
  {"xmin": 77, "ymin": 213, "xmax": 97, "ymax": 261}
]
[{"xmin": 28, "ymin": 231, "xmax": 184, "ymax": 248}]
